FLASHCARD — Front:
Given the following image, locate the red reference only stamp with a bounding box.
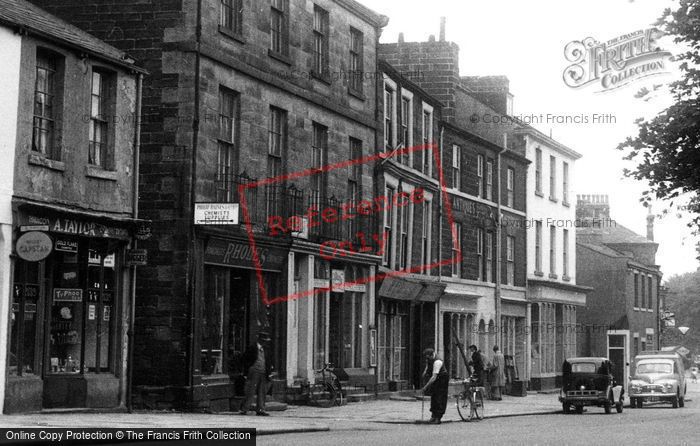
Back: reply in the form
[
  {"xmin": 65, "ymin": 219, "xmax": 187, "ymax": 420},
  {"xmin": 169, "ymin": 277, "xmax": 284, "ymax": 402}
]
[{"xmin": 239, "ymin": 143, "xmax": 459, "ymax": 305}]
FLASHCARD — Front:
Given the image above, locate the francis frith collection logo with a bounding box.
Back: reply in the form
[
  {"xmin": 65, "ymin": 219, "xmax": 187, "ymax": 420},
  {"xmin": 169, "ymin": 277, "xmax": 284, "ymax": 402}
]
[{"xmin": 563, "ymin": 28, "xmax": 672, "ymax": 92}]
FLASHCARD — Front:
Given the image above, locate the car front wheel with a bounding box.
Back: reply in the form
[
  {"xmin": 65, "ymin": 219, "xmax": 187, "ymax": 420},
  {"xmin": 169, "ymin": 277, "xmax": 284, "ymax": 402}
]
[
  {"xmin": 575, "ymin": 405, "xmax": 583, "ymax": 414},
  {"xmin": 563, "ymin": 403, "xmax": 571, "ymax": 414},
  {"xmin": 672, "ymin": 393, "xmax": 679, "ymax": 409},
  {"xmin": 637, "ymin": 399, "xmax": 643, "ymax": 408}
]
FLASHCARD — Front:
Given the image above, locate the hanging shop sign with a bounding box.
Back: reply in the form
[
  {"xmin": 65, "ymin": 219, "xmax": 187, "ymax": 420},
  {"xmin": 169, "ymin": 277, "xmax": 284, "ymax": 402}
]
[
  {"xmin": 135, "ymin": 222, "xmax": 152, "ymax": 240},
  {"xmin": 127, "ymin": 249, "xmax": 148, "ymax": 266},
  {"xmin": 194, "ymin": 203, "xmax": 239, "ymax": 225},
  {"xmin": 53, "ymin": 288, "xmax": 83, "ymax": 302},
  {"xmin": 331, "ymin": 269, "xmax": 345, "ymax": 289},
  {"xmin": 16, "ymin": 231, "xmax": 53, "ymax": 262},
  {"xmin": 55, "ymin": 239, "xmax": 79, "ymax": 253},
  {"xmin": 203, "ymin": 239, "xmax": 285, "ymax": 272}
]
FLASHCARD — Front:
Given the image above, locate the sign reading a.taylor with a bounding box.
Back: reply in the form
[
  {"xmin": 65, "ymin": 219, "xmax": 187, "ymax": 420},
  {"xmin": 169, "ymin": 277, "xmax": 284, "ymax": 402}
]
[
  {"xmin": 203, "ymin": 239, "xmax": 286, "ymax": 272},
  {"xmin": 22, "ymin": 215, "xmax": 131, "ymax": 239}
]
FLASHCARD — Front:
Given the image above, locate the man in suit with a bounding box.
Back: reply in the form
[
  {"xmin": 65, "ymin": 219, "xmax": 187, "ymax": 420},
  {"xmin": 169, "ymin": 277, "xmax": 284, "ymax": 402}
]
[{"xmin": 239, "ymin": 331, "xmax": 272, "ymax": 416}]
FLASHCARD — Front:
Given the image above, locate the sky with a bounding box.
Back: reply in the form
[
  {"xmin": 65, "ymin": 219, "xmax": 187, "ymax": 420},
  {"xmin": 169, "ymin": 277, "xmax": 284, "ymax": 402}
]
[{"xmin": 361, "ymin": 0, "xmax": 698, "ymax": 279}]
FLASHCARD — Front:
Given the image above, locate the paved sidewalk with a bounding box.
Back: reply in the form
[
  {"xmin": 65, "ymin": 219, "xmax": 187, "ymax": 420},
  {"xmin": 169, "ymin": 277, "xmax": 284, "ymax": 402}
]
[
  {"xmin": 277, "ymin": 391, "xmax": 561, "ymax": 424},
  {"xmin": 0, "ymin": 393, "xmax": 561, "ymax": 434},
  {"xmin": 0, "ymin": 412, "xmax": 330, "ymax": 436}
]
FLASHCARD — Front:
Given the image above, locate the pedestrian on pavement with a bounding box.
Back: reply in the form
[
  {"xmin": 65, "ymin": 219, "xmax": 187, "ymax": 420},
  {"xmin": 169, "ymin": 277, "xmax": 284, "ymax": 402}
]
[
  {"xmin": 420, "ymin": 348, "xmax": 449, "ymax": 424},
  {"xmin": 490, "ymin": 345, "xmax": 505, "ymax": 400},
  {"xmin": 239, "ymin": 330, "xmax": 272, "ymax": 416},
  {"xmin": 468, "ymin": 344, "xmax": 486, "ymax": 386}
]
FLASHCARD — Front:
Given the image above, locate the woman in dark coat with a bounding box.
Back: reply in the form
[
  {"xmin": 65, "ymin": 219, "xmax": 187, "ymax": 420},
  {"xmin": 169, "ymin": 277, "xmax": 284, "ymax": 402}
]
[{"xmin": 420, "ymin": 348, "xmax": 450, "ymax": 424}]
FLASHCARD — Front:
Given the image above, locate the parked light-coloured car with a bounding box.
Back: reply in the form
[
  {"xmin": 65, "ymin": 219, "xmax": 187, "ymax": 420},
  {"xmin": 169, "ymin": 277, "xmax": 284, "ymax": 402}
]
[{"xmin": 629, "ymin": 351, "xmax": 686, "ymax": 408}]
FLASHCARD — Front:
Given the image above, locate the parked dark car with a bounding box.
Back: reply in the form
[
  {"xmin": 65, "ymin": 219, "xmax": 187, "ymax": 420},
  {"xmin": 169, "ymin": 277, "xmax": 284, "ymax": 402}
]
[{"xmin": 559, "ymin": 357, "xmax": 624, "ymax": 414}]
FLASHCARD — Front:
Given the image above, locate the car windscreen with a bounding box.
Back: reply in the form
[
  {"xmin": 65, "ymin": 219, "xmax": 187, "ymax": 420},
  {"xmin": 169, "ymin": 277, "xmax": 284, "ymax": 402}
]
[
  {"xmin": 571, "ymin": 362, "xmax": 597, "ymax": 373},
  {"xmin": 636, "ymin": 362, "xmax": 672, "ymax": 374}
]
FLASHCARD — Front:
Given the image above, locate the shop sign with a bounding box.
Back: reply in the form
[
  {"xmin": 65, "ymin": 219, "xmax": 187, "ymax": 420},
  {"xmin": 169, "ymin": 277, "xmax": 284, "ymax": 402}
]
[
  {"xmin": 135, "ymin": 222, "xmax": 152, "ymax": 240},
  {"xmin": 55, "ymin": 239, "xmax": 78, "ymax": 253},
  {"xmin": 194, "ymin": 203, "xmax": 239, "ymax": 225},
  {"xmin": 54, "ymin": 288, "xmax": 83, "ymax": 302},
  {"xmin": 127, "ymin": 249, "xmax": 148, "ymax": 266},
  {"xmin": 313, "ymin": 278, "xmax": 330, "ymax": 289},
  {"xmin": 369, "ymin": 328, "xmax": 377, "ymax": 367},
  {"xmin": 22, "ymin": 215, "xmax": 131, "ymax": 239},
  {"xmin": 20, "ymin": 225, "xmax": 49, "ymax": 232},
  {"xmin": 16, "ymin": 231, "xmax": 53, "ymax": 262},
  {"xmin": 203, "ymin": 239, "xmax": 285, "ymax": 272},
  {"xmin": 331, "ymin": 269, "xmax": 345, "ymax": 288}
]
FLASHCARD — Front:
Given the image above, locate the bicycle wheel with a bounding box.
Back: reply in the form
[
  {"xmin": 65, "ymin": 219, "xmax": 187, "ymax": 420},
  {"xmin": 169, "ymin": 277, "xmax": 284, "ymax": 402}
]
[
  {"xmin": 472, "ymin": 390, "xmax": 484, "ymax": 420},
  {"xmin": 455, "ymin": 390, "xmax": 473, "ymax": 422},
  {"xmin": 309, "ymin": 382, "xmax": 336, "ymax": 408}
]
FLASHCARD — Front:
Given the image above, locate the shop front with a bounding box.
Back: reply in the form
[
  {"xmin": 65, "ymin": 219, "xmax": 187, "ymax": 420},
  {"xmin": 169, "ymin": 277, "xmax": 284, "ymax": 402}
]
[
  {"xmin": 194, "ymin": 236, "xmax": 288, "ymax": 411},
  {"xmin": 5, "ymin": 204, "xmax": 146, "ymax": 413},
  {"xmin": 377, "ymin": 275, "xmax": 443, "ymax": 391}
]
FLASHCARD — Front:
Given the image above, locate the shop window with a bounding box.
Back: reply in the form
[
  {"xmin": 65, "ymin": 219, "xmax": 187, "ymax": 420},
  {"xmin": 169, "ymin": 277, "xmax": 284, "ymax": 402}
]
[
  {"xmin": 200, "ymin": 266, "xmax": 250, "ymax": 376},
  {"xmin": 378, "ymin": 300, "xmax": 408, "ymax": 382},
  {"xmin": 48, "ymin": 242, "xmax": 117, "ymax": 374},
  {"xmin": 9, "ymin": 260, "xmax": 42, "ymax": 376}
]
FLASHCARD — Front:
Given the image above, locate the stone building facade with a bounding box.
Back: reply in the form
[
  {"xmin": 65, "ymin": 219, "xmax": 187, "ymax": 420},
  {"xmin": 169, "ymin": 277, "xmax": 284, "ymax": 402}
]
[
  {"xmin": 379, "ymin": 25, "xmax": 530, "ymax": 387},
  {"xmin": 31, "ymin": 0, "xmax": 388, "ymax": 410},
  {"xmin": 1, "ymin": 0, "xmax": 146, "ymax": 413}
]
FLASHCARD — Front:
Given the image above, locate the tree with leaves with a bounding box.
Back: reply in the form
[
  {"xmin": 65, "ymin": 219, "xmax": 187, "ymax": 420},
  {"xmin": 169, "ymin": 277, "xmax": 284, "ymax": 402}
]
[{"xmin": 618, "ymin": 0, "xmax": 700, "ymax": 226}]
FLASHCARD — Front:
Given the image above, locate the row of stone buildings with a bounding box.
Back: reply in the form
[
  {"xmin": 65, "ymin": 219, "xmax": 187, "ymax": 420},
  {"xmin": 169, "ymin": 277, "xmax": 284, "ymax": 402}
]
[{"xmin": 0, "ymin": 0, "xmax": 663, "ymax": 413}]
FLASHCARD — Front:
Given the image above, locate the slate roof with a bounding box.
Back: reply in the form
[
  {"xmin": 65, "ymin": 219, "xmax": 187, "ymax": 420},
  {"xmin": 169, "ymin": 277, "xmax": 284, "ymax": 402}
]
[
  {"xmin": 577, "ymin": 222, "xmax": 656, "ymax": 245},
  {"xmin": 0, "ymin": 0, "xmax": 145, "ymax": 72}
]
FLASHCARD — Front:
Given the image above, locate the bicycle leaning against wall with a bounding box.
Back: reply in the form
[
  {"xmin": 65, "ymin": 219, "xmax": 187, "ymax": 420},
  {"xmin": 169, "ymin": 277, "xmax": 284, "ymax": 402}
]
[
  {"xmin": 308, "ymin": 362, "xmax": 345, "ymax": 407},
  {"xmin": 450, "ymin": 324, "xmax": 485, "ymax": 421}
]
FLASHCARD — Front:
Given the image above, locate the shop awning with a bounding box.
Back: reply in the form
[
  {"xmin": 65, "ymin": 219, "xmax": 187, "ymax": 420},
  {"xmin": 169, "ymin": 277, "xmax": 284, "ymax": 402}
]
[{"xmin": 378, "ymin": 275, "xmax": 446, "ymax": 303}]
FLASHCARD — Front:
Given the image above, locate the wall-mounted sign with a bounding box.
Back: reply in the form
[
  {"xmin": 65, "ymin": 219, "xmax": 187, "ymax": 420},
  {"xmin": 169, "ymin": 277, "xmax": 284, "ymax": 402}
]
[
  {"xmin": 21, "ymin": 215, "xmax": 130, "ymax": 239},
  {"xmin": 313, "ymin": 278, "xmax": 330, "ymax": 289},
  {"xmin": 203, "ymin": 239, "xmax": 285, "ymax": 272},
  {"xmin": 20, "ymin": 225, "xmax": 49, "ymax": 232},
  {"xmin": 369, "ymin": 328, "xmax": 377, "ymax": 367},
  {"xmin": 194, "ymin": 203, "xmax": 239, "ymax": 225},
  {"xmin": 88, "ymin": 304, "xmax": 96, "ymax": 320},
  {"xmin": 16, "ymin": 231, "xmax": 53, "ymax": 262},
  {"xmin": 54, "ymin": 288, "xmax": 83, "ymax": 302},
  {"xmin": 135, "ymin": 222, "xmax": 152, "ymax": 240},
  {"xmin": 127, "ymin": 249, "xmax": 148, "ymax": 266},
  {"xmin": 331, "ymin": 269, "xmax": 345, "ymax": 289},
  {"xmin": 55, "ymin": 239, "xmax": 78, "ymax": 253}
]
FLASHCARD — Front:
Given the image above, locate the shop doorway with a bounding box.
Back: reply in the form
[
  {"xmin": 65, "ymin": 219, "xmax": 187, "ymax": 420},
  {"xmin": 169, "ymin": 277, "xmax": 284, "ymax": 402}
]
[{"xmin": 607, "ymin": 332, "xmax": 628, "ymax": 390}]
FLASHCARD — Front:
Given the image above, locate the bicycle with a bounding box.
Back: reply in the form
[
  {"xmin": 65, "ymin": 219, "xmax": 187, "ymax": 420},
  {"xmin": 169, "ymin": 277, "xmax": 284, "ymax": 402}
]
[
  {"xmin": 308, "ymin": 362, "xmax": 344, "ymax": 407},
  {"xmin": 455, "ymin": 373, "xmax": 485, "ymax": 421}
]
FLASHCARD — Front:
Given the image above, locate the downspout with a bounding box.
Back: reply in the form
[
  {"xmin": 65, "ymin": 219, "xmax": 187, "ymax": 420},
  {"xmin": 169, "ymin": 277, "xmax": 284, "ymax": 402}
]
[
  {"xmin": 187, "ymin": 0, "xmax": 203, "ymax": 399},
  {"xmin": 495, "ymin": 135, "xmax": 506, "ymax": 348},
  {"xmin": 127, "ymin": 72, "xmax": 143, "ymax": 412},
  {"xmin": 437, "ymin": 125, "xmax": 444, "ymax": 354}
]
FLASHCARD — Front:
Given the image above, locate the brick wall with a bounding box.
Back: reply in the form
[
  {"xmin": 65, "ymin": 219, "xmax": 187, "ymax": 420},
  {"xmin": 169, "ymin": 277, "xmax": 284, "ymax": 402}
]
[{"xmin": 379, "ymin": 41, "xmax": 460, "ymax": 122}]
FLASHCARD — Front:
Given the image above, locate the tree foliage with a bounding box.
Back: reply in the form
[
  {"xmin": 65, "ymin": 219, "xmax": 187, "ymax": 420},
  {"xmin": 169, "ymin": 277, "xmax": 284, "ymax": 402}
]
[
  {"xmin": 618, "ymin": 0, "xmax": 700, "ymax": 225},
  {"xmin": 661, "ymin": 271, "xmax": 700, "ymax": 356}
]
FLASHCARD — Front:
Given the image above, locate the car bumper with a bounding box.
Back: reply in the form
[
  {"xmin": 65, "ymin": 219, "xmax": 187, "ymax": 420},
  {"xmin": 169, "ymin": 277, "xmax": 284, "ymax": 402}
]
[
  {"xmin": 559, "ymin": 396, "xmax": 608, "ymax": 405},
  {"xmin": 629, "ymin": 392, "xmax": 675, "ymax": 400}
]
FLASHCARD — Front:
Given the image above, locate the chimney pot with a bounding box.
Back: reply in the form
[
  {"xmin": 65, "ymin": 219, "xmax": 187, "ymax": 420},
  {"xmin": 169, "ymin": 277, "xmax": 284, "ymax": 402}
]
[
  {"xmin": 440, "ymin": 17, "xmax": 446, "ymax": 41},
  {"xmin": 429, "ymin": 34, "xmax": 435, "ymax": 42},
  {"xmin": 398, "ymin": 32, "xmax": 405, "ymax": 43}
]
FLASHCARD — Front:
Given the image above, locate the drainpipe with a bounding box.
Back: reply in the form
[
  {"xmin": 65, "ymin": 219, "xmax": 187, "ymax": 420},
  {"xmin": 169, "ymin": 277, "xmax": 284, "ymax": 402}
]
[
  {"xmin": 186, "ymin": 0, "xmax": 204, "ymax": 403},
  {"xmin": 437, "ymin": 125, "xmax": 444, "ymax": 354},
  {"xmin": 127, "ymin": 72, "xmax": 143, "ymax": 412},
  {"xmin": 495, "ymin": 135, "xmax": 506, "ymax": 348}
]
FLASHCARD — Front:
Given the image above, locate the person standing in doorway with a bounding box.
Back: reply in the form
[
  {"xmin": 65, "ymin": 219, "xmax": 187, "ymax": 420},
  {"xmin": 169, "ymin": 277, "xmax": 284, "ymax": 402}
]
[
  {"xmin": 490, "ymin": 345, "xmax": 505, "ymax": 400},
  {"xmin": 239, "ymin": 331, "xmax": 272, "ymax": 416},
  {"xmin": 420, "ymin": 348, "xmax": 449, "ymax": 424}
]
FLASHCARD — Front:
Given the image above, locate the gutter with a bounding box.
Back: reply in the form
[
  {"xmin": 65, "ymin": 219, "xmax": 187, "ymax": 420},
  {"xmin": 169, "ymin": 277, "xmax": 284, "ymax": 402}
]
[{"xmin": 126, "ymin": 72, "xmax": 143, "ymax": 412}]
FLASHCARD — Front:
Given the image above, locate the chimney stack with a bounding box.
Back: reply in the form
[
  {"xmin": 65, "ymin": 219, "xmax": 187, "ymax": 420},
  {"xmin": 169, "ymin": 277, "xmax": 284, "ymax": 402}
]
[
  {"xmin": 646, "ymin": 206, "xmax": 655, "ymax": 241},
  {"xmin": 439, "ymin": 17, "xmax": 446, "ymax": 42}
]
